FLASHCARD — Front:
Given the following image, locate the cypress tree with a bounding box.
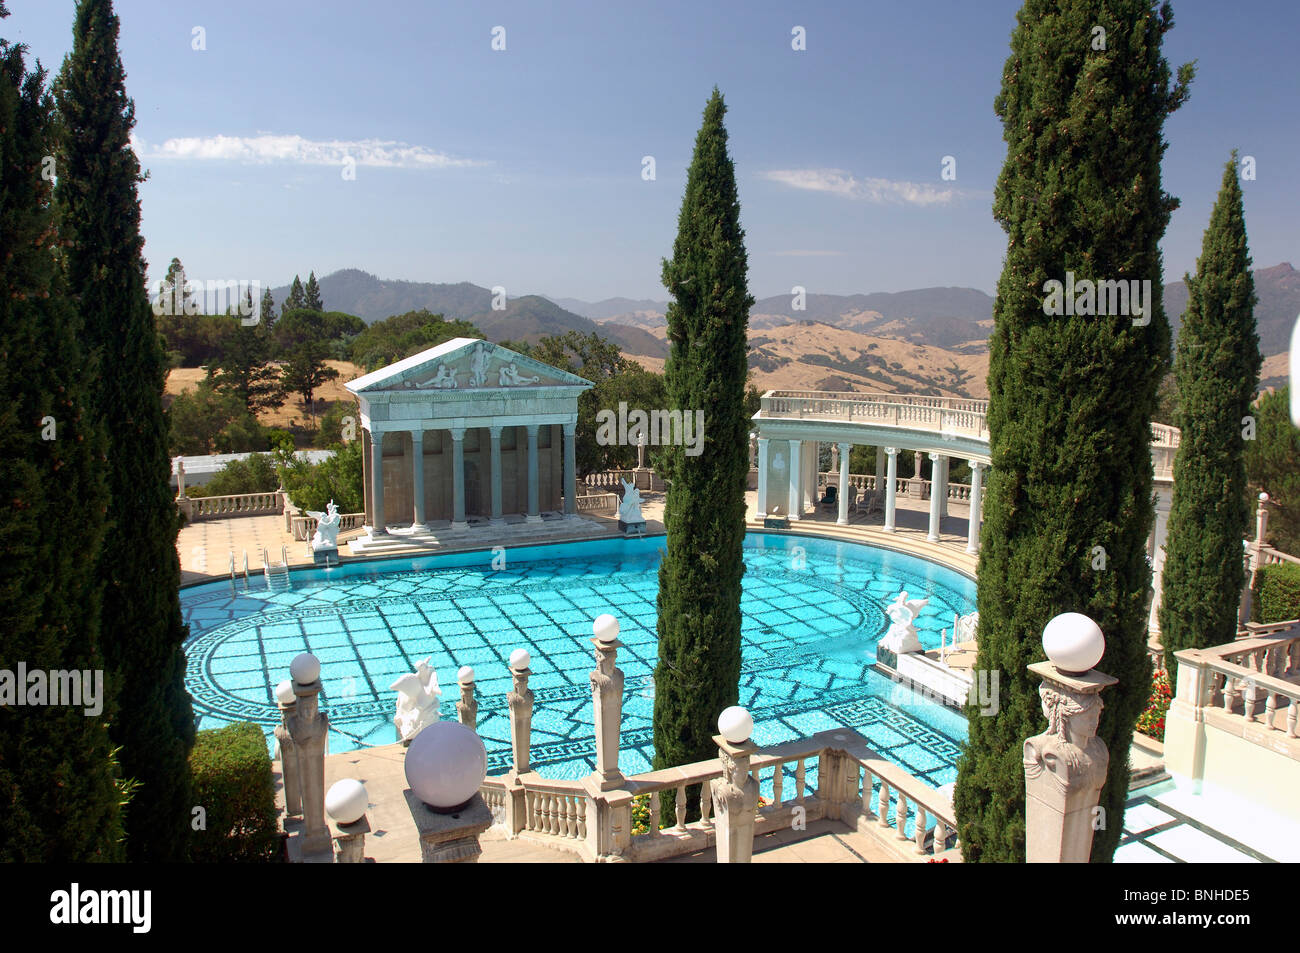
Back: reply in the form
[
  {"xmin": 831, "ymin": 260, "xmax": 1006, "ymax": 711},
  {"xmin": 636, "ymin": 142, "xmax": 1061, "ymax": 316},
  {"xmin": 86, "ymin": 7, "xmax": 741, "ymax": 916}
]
[
  {"xmin": 1159, "ymin": 155, "xmax": 1261, "ymax": 673},
  {"xmin": 953, "ymin": 0, "xmax": 1192, "ymax": 862},
  {"xmin": 652, "ymin": 89, "xmax": 752, "ymax": 798},
  {"xmin": 303, "ymin": 270, "xmax": 324, "ymax": 311},
  {"xmin": 0, "ymin": 5, "xmax": 124, "ymax": 860},
  {"xmin": 260, "ymin": 286, "xmax": 276, "ymax": 331},
  {"xmin": 54, "ymin": 0, "xmax": 195, "ymax": 861}
]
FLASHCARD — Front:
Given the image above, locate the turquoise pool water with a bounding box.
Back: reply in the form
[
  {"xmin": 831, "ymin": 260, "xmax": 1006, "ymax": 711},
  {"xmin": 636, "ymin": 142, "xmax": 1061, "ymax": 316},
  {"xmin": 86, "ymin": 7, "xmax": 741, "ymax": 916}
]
[{"xmin": 180, "ymin": 533, "xmax": 975, "ymax": 791}]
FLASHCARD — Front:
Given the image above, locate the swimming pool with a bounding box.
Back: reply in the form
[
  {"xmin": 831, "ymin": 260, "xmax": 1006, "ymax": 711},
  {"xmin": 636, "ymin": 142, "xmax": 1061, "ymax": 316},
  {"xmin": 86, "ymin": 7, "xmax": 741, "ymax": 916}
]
[{"xmin": 180, "ymin": 533, "xmax": 976, "ymax": 789}]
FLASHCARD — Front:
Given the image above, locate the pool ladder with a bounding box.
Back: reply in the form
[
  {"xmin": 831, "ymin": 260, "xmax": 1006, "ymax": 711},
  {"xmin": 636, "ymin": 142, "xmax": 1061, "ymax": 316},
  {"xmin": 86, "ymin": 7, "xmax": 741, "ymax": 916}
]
[
  {"xmin": 228, "ymin": 550, "xmax": 252, "ymax": 590},
  {"xmin": 263, "ymin": 546, "xmax": 292, "ymax": 592}
]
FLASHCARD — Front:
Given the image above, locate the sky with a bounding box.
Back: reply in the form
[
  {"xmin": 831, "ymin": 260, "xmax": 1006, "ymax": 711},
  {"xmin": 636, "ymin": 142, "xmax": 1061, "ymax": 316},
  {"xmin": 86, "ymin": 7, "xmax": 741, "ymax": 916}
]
[{"xmin": 5, "ymin": 0, "xmax": 1298, "ymax": 302}]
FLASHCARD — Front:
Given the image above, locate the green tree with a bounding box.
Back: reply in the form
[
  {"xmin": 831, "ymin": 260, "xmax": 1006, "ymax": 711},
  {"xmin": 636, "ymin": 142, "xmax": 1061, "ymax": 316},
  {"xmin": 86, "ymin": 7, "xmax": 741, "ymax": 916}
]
[
  {"xmin": 303, "ymin": 270, "xmax": 323, "ymax": 311},
  {"xmin": 651, "ymin": 90, "xmax": 753, "ymax": 809},
  {"xmin": 284, "ymin": 275, "xmax": 306, "ymax": 313},
  {"xmin": 1245, "ymin": 387, "xmax": 1300, "ymax": 555},
  {"xmin": 953, "ymin": 0, "xmax": 1192, "ymax": 863},
  {"xmin": 159, "ymin": 256, "xmax": 194, "ymax": 316},
  {"xmin": 281, "ymin": 441, "xmax": 364, "ymax": 512},
  {"xmin": 1159, "ymin": 154, "xmax": 1261, "ymax": 675},
  {"xmin": 259, "ymin": 286, "xmax": 276, "ymax": 332},
  {"xmin": 349, "ymin": 309, "xmax": 483, "ymax": 371},
  {"xmin": 212, "ymin": 317, "xmax": 283, "ymax": 414},
  {"xmin": 0, "ymin": 6, "xmax": 126, "ymax": 860},
  {"xmin": 54, "ymin": 0, "xmax": 196, "ymax": 861}
]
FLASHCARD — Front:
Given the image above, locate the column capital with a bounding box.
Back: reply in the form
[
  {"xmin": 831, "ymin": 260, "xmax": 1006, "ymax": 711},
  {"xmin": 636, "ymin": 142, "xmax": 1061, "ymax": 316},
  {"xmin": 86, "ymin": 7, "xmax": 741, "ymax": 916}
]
[
  {"xmin": 837, "ymin": 441, "xmax": 851, "ymax": 453},
  {"xmin": 563, "ymin": 419, "xmax": 577, "ymax": 437},
  {"xmin": 410, "ymin": 428, "xmax": 424, "ymax": 444},
  {"xmin": 968, "ymin": 459, "xmax": 984, "ymax": 471},
  {"xmin": 884, "ymin": 446, "xmax": 898, "ymax": 456},
  {"xmin": 369, "ymin": 428, "xmax": 384, "ymax": 446},
  {"xmin": 449, "ymin": 426, "xmax": 465, "ymax": 441},
  {"xmin": 489, "ymin": 424, "xmax": 503, "ymax": 439},
  {"xmin": 757, "ymin": 435, "xmax": 769, "ymax": 445},
  {"xmin": 526, "ymin": 422, "xmax": 539, "ymax": 438},
  {"xmin": 929, "ymin": 451, "xmax": 943, "ymax": 462}
]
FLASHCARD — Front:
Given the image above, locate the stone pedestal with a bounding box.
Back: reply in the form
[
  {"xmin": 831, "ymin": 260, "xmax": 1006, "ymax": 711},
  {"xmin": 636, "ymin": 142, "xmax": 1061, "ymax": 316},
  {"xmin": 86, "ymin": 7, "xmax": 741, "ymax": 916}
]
[
  {"xmin": 287, "ymin": 678, "xmax": 332, "ymax": 857},
  {"xmin": 457, "ymin": 675, "xmax": 477, "ymax": 730},
  {"xmin": 1023, "ymin": 661, "xmax": 1116, "ymax": 863},
  {"xmin": 404, "ymin": 791, "xmax": 493, "ymax": 863},
  {"xmin": 312, "ymin": 546, "xmax": 338, "ymax": 566},
  {"xmin": 589, "ymin": 638, "xmax": 625, "ymax": 791},
  {"xmin": 709, "ymin": 733, "xmax": 759, "ymax": 863},
  {"xmin": 331, "ymin": 815, "xmax": 369, "ymax": 863},
  {"xmin": 507, "ymin": 665, "xmax": 534, "ymax": 780},
  {"xmin": 618, "ymin": 519, "xmax": 646, "ymax": 536}
]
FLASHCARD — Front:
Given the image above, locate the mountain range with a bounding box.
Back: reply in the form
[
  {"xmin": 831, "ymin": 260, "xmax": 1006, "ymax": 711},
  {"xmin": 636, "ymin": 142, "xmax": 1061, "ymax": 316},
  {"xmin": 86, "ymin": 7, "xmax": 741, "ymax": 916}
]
[{"xmin": 273, "ymin": 264, "xmax": 1298, "ymax": 396}]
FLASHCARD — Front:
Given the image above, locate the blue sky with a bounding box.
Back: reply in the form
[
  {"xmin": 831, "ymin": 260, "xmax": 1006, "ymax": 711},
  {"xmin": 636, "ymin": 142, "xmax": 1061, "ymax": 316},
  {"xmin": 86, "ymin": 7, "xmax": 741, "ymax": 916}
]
[{"xmin": 7, "ymin": 0, "xmax": 1298, "ymax": 301}]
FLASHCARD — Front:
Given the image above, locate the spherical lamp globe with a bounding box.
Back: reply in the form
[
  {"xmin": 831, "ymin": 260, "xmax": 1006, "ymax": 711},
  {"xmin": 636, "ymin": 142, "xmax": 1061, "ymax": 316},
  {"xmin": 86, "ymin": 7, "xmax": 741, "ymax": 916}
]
[
  {"xmin": 718, "ymin": 706, "xmax": 753, "ymax": 745},
  {"xmin": 593, "ymin": 614, "xmax": 620, "ymax": 644},
  {"xmin": 325, "ymin": 779, "xmax": 368, "ymax": 825},
  {"xmin": 509, "ymin": 648, "xmax": 531, "ymax": 671},
  {"xmin": 457, "ymin": 665, "xmax": 475, "ymax": 684},
  {"xmin": 290, "ymin": 652, "xmax": 320, "ymax": 685},
  {"xmin": 275, "ymin": 679, "xmax": 296, "ymax": 706},
  {"xmin": 404, "ymin": 721, "xmax": 488, "ymax": 813},
  {"xmin": 1041, "ymin": 613, "xmax": 1105, "ymax": 675}
]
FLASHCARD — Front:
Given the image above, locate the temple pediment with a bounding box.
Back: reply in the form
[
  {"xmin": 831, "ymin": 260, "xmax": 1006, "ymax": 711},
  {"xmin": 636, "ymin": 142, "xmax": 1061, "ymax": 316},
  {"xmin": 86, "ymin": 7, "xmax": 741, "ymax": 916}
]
[{"xmin": 346, "ymin": 338, "xmax": 592, "ymax": 396}]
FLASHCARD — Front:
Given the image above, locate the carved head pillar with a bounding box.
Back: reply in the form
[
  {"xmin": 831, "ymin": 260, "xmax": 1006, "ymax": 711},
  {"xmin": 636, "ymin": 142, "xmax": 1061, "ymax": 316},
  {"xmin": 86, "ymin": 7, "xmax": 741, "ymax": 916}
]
[{"xmin": 506, "ymin": 649, "xmax": 534, "ymax": 778}]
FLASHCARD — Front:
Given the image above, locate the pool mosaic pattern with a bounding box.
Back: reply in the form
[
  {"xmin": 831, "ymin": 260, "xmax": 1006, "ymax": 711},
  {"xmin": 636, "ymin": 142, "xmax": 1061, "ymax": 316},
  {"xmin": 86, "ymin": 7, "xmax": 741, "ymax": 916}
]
[{"xmin": 181, "ymin": 534, "xmax": 975, "ymax": 789}]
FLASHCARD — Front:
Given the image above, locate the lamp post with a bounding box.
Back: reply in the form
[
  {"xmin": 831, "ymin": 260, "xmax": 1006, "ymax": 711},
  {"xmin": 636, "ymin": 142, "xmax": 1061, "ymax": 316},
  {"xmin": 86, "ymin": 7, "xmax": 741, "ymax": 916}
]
[
  {"xmin": 287, "ymin": 652, "xmax": 331, "ymax": 856},
  {"xmin": 710, "ymin": 706, "xmax": 759, "ymax": 863},
  {"xmin": 589, "ymin": 614, "xmax": 625, "ymax": 791},
  {"xmin": 1024, "ymin": 613, "xmax": 1115, "ymax": 863}
]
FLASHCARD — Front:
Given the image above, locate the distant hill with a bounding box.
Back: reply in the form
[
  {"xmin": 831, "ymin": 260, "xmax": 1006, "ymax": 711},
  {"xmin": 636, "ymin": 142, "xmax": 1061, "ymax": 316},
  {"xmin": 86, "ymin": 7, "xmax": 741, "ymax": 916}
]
[
  {"xmin": 1164, "ymin": 262, "xmax": 1299, "ymax": 358},
  {"xmin": 546, "ymin": 296, "xmax": 670, "ymax": 320},
  {"xmin": 271, "ymin": 269, "xmax": 492, "ymax": 322}
]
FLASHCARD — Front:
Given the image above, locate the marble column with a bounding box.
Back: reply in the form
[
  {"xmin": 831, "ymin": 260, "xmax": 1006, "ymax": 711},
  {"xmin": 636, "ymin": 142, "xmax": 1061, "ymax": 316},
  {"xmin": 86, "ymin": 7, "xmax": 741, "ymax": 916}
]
[
  {"xmin": 787, "ymin": 439, "xmax": 802, "ymax": 521},
  {"xmin": 489, "ymin": 426, "xmax": 504, "ymax": 525},
  {"xmin": 875, "ymin": 446, "xmax": 886, "ymax": 488},
  {"xmin": 563, "ymin": 419, "xmax": 578, "ymax": 518},
  {"xmin": 450, "ymin": 427, "xmax": 467, "ymax": 531},
  {"xmin": 525, "ymin": 424, "xmax": 541, "ymax": 523},
  {"xmin": 410, "ymin": 430, "xmax": 427, "ymax": 531},
  {"xmin": 883, "ymin": 448, "xmax": 898, "ymax": 533},
  {"xmin": 938, "ymin": 455, "xmax": 950, "ymax": 519},
  {"xmin": 837, "ymin": 442, "xmax": 851, "ymax": 526},
  {"xmin": 966, "ymin": 461, "xmax": 984, "ymax": 554},
  {"xmin": 805, "ymin": 441, "xmax": 819, "ymax": 510},
  {"xmin": 927, "ymin": 453, "xmax": 943, "ymax": 542},
  {"xmin": 756, "ymin": 437, "xmax": 769, "ymax": 518},
  {"xmin": 369, "ymin": 429, "xmax": 386, "ymax": 537}
]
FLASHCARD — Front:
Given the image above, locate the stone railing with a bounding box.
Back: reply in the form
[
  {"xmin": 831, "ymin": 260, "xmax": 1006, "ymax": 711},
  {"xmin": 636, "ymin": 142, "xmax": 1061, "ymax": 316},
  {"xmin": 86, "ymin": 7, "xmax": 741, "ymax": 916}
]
[
  {"xmin": 576, "ymin": 492, "xmax": 620, "ymax": 514},
  {"xmin": 1260, "ymin": 546, "xmax": 1300, "ymax": 568},
  {"xmin": 179, "ymin": 491, "xmax": 284, "ymax": 521},
  {"xmin": 289, "ymin": 511, "xmax": 366, "ymax": 542},
  {"xmin": 816, "ymin": 471, "xmax": 969, "ymax": 502},
  {"xmin": 585, "ymin": 469, "xmax": 666, "ymax": 492}
]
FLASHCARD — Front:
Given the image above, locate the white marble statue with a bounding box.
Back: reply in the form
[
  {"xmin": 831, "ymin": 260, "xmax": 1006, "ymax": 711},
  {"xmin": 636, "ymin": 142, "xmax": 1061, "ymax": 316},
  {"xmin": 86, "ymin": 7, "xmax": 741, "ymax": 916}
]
[
  {"xmin": 429, "ymin": 363, "xmax": 458, "ymax": 388},
  {"xmin": 308, "ymin": 499, "xmax": 341, "ymax": 551},
  {"xmin": 879, "ymin": 590, "xmax": 930, "ymax": 655},
  {"xmin": 618, "ymin": 479, "xmax": 644, "ymax": 524},
  {"xmin": 499, "ymin": 362, "xmax": 540, "ymax": 386},
  {"xmin": 953, "ymin": 610, "xmax": 979, "ymax": 646},
  {"xmin": 469, "ymin": 342, "xmax": 488, "ymax": 388},
  {"xmin": 391, "ymin": 666, "xmax": 441, "ymax": 742},
  {"xmin": 414, "ymin": 656, "xmax": 443, "ymax": 703}
]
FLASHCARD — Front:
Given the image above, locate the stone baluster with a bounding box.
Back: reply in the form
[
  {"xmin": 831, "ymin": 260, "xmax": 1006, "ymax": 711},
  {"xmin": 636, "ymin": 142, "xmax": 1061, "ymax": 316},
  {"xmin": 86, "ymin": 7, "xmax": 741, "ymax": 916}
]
[
  {"xmin": 456, "ymin": 666, "xmax": 477, "ymax": 729},
  {"xmin": 286, "ymin": 654, "xmax": 331, "ymax": 857},
  {"xmin": 507, "ymin": 651, "xmax": 533, "ymax": 778}
]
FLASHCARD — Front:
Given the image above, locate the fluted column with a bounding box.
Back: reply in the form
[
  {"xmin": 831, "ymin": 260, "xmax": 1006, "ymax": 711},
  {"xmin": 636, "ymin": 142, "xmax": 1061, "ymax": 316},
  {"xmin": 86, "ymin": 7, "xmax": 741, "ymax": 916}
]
[
  {"xmin": 756, "ymin": 437, "xmax": 770, "ymax": 518},
  {"xmin": 563, "ymin": 419, "xmax": 578, "ymax": 518},
  {"xmin": 883, "ymin": 448, "xmax": 898, "ymax": 532},
  {"xmin": 525, "ymin": 424, "xmax": 541, "ymax": 523},
  {"xmin": 937, "ymin": 455, "xmax": 950, "ymax": 518},
  {"xmin": 966, "ymin": 461, "xmax": 984, "ymax": 554},
  {"xmin": 927, "ymin": 453, "xmax": 943, "ymax": 542},
  {"xmin": 369, "ymin": 429, "xmax": 386, "ymax": 536},
  {"xmin": 450, "ymin": 427, "xmax": 467, "ymax": 531},
  {"xmin": 787, "ymin": 439, "xmax": 802, "ymax": 521},
  {"xmin": 410, "ymin": 430, "xmax": 427, "ymax": 531},
  {"xmin": 489, "ymin": 426, "xmax": 504, "ymax": 525},
  {"xmin": 837, "ymin": 442, "xmax": 851, "ymax": 525},
  {"xmin": 875, "ymin": 446, "xmax": 885, "ymax": 484}
]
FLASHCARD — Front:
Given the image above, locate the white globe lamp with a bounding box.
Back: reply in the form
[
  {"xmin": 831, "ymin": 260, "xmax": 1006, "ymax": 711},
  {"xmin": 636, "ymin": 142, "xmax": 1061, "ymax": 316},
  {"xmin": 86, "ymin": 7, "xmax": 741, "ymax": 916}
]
[
  {"xmin": 325, "ymin": 778, "xmax": 368, "ymax": 825},
  {"xmin": 404, "ymin": 721, "xmax": 489, "ymax": 813},
  {"xmin": 509, "ymin": 648, "xmax": 531, "ymax": 670},
  {"xmin": 457, "ymin": 665, "xmax": 475, "ymax": 684},
  {"xmin": 593, "ymin": 614, "xmax": 620, "ymax": 644},
  {"xmin": 718, "ymin": 706, "xmax": 753, "ymax": 745},
  {"xmin": 275, "ymin": 679, "xmax": 296, "ymax": 706},
  {"xmin": 1042, "ymin": 613, "xmax": 1105, "ymax": 676},
  {"xmin": 290, "ymin": 652, "xmax": 320, "ymax": 685}
]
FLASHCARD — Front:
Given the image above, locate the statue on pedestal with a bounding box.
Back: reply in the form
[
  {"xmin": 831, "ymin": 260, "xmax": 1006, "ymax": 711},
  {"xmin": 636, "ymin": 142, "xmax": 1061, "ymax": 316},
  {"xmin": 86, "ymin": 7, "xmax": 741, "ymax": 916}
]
[
  {"xmin": 309, "ymin": 500, "xmax": 341, "ymax": 551},
  {"xmin": 392, "ymin": 661, "xmax": 442, "ymax": 743},
  {"xmin": 879, "ymin": 591, "xmax": 930, "ymax": 655}
]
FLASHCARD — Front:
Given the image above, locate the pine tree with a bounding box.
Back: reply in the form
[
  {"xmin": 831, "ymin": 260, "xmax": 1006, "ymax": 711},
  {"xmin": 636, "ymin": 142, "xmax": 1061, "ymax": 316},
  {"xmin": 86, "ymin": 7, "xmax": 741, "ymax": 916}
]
[
  {"xmin": 260, "ymin": 286, "xmax": 276, "ymax": 331},
  {"xmin": 652, "ymin": 89, "xmax": 753, "ymax": 804},
  {"xmin": 162, "ymin": 256, "xmax": 193, "ymax": 316},
  {"xmin": 1160, "ymin": 155, "xmax": 1261, "ymax": 674},
  {"xmin": 54, "ymin": 0, "xmax": 195, "ymax": 862},
  {"xmin": 953, "ymin": 0, "xmax": 1192, "ymax": 862},
  {"xmin": 284, "ymin": 275, "xmax": 306, "ymax": 313},
  {"xmin": 303, "ymin": 270, "xmax": 324, "ymax": 311},
  {"xmin": 0, "ymin": 5, "xmax": 125, "ymax": 860}
]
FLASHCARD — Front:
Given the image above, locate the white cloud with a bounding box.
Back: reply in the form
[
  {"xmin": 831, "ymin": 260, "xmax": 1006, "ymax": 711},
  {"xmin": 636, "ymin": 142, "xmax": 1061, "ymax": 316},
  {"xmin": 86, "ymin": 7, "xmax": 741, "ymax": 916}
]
[
  {"xmin": 759, "ymin": 168, "xmax": 955, "ymax": 206},
  {"xmin": 134, "ymin": 133, "xmax": 481, "ymax": 170}
]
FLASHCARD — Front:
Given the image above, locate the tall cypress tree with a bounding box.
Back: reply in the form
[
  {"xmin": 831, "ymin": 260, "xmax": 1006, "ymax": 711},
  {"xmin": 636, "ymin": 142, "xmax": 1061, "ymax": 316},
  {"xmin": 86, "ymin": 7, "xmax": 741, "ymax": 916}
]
[
  {"xmin": 1159, "ymin": 155, "xmax": 1261, "ymax": 673},
  {"xmin": 0, "ymin": 5, "xmax": 124, "ymax": 860},
  {"xmin": 652, "ymin": 89, "xmax": 752, "ymax": 795},
  {"xmin": 54, "ymin": 0, "xmax": 195, "ymax": 861},
  {"xmin": 953, "ymin": 0, "xmax": 1192, "ymax": 862}
]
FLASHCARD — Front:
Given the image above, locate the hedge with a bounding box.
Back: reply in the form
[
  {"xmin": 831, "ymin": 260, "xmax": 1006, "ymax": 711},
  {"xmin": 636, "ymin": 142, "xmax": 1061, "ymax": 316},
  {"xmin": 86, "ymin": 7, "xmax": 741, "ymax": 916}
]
[
  {"xmin": 189, "ymin": 722, "xmax": 282, "ymax": 862},
  {"xmin": 1252, "ymin": 562, "xmax": 1300, "ymax": 625}
]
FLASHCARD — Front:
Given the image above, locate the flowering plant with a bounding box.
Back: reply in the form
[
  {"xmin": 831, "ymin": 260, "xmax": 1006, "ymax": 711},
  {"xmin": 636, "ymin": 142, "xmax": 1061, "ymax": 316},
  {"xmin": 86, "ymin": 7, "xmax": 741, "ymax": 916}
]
[{"xmin": 1136, "ymin": 667, "xmax": 1173, "ymax": 742}]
